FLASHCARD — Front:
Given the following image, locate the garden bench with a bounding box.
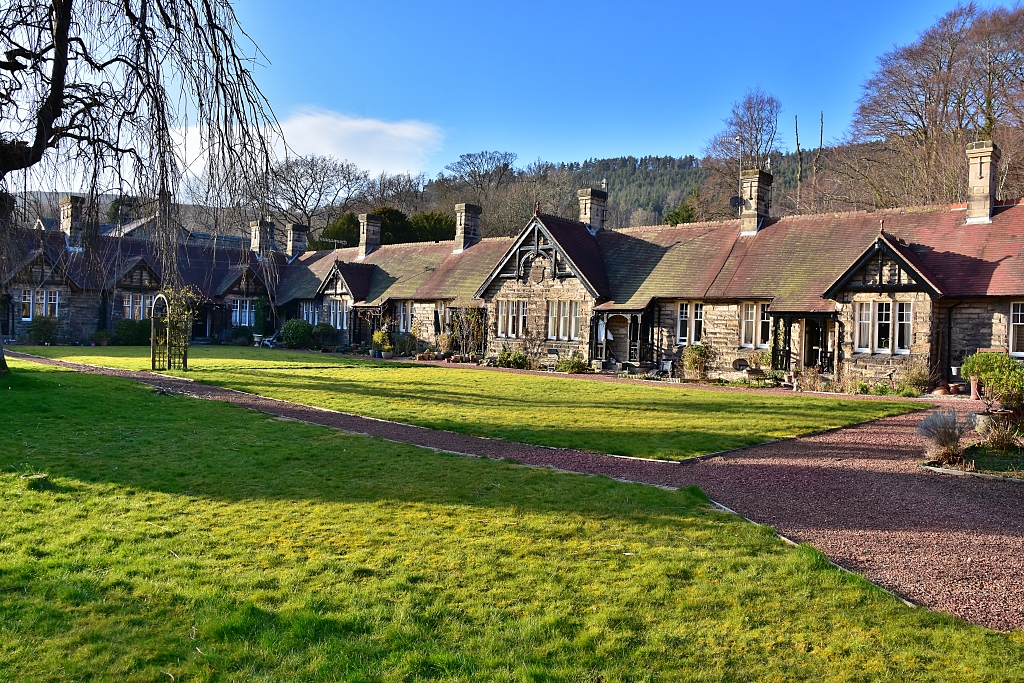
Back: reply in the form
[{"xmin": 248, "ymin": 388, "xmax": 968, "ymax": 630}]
[{"xmin": 746, "ymin": 367, "xmax": 766, "ymax": 387}]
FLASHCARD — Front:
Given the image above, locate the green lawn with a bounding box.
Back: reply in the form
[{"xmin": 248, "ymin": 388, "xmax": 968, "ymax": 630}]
[
  {"xmin": 1, "ymin": 360, "xmax": 1022, "ymax": 682},
  {"xmin": 15, "ymin": 346, "xmax": 925, "ymax": 460}
]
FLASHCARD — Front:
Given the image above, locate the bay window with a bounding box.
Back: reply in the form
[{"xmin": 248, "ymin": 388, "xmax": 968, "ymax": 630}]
[{"xmin": 299, "ymin": 300, "xmax": 318, "ymax": 326}]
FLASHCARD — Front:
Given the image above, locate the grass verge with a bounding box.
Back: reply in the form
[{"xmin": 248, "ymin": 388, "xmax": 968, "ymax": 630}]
[
  {"xmin": 1, "ymin": 359, "xmax": 1021, "ymax": 681},
  {"xmin": 13, "ymin": 346, "xmax": 926, "ymax": 461}
]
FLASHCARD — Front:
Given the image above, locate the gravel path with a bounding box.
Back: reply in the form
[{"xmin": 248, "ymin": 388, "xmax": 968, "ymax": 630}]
[{"xmin": 9, "ymin": 351, "xmax": 1023, "ymax": 631}]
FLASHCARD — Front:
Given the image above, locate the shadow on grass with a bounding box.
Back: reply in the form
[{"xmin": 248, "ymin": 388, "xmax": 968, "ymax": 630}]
[{"xmin": 0, "ymin": 364, "xmax": 714, "ymax": 523}]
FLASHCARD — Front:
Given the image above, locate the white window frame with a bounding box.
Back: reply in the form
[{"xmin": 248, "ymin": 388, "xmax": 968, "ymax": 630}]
[
  {"xmin": 21, "ymin": 289, "xmax": 33, "ymax": 321},
  {"xmin": 34, "ymin": 289, "xmax": 45, "ymax": 319},
  {"xmin": 896, "ymin": 302, "xmax": 912, "ymax": 354},
  {"xmin": 45, "ymin": 290, "xmax": 58, "ymax": 318},
  {"xmin": 855, "ymin": 301, "xmax": 872, "ymax": 352},
  {"xmin": 758, "ymin": 303, "xmax": 771, "ymax": 348},
  {"xmin": 546, "ymin": 301, "xmax": 557, "ymax": 340},
  {"xmin": 874, "ymin": 301, "xmax": 892, "ymax": 354},
  {"xmin": 741, "ymin": 302, "xmax": 756, "ymax": 347},
  {"xmin": 330, "ymin": 297, "xmax": 348, "ymax": 330},
  {"xmin": 299, "ymin": 300, "xmax": 318, "ymax": 326},
  {"xmin": 1011, "ymin": 302, "xmax": 1024, "ymax": 357},
  {"xmin": 692, "ymin": 303, "xmax": 704, "ymax": 343},
  {"xmin": 122, "ymin": 293, "xmax": 132, "ymax": 321},
  {"xmin": 677, "ymin": 303, "xmax": 689, "ymax": 344},
  {"xmin": 558, "ymin": 301, "xmax": 569, "ymax": 340},
  {"xmin": 497, "ymin": 300, "xmax": 508, "ymax": 338},
  {"xmin": 569, "ymin": 301, "xmax": 581, "ymax": 340}
]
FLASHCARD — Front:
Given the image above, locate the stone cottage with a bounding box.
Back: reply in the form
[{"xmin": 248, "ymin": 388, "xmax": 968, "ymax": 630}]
[{"xmin": 5, "ymin": 141, "xmax": 1024, "ymax": 386}]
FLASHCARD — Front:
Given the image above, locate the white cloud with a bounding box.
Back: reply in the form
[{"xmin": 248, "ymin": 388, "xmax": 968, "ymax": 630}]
[{"xmin": 278, "ymin": 107, "xmax": 443, "ymax": 175}]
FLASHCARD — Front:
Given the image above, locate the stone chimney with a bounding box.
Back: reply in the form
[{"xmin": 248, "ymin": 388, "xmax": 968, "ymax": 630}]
[
  {"xmin": 966, "ymin": 140, "xmax": 1001, "ymax": 224},
  {"xmin": 739, "ymin": 169, "xmax": 773, "ymax": 235},
  {"xmin": 285, "ymin": 223, "xmax": 309, "ymax": 257},
  {"xmin": 60, "ymin": 195, "xmax": 85, "ymax": 246},
  {"xmin": 250, "ymin": 218, "xmax": 275, "ymax": 255},
  {"xmin": 358, "ymin": 213, "xmax": 382, "ymax": 260},
  {"xmin": 578, "ymin": 188, "xmax": 608, "ymax": 234},
  {"xmin": 453, "ymin": 203, "xmax": 482, "ymax": 253}
]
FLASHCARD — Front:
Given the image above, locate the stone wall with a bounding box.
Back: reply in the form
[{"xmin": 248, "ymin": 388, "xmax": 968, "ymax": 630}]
[
  {"xmin": 481, "ymin": 254, "xmax": 595, "ymax": 360},
  {"xmin": 647, "ymin": 300, "xmax": 772, "ymax": 379},
  {"xmin": 834, "ymin": 291, "xmax": 936, "ymax": 382},
  {"xmin": 6, "ymin": 284, "xmax": 84, "ymax": 343},
  {"xmin": 945, "ymin": 299, "xmax": 1012, "ymax": 367}
]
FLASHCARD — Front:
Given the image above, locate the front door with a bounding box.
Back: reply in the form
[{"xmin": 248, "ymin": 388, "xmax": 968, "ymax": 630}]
[{"xmin": 804, "ymin": 319, "xmax": 823, "ymax": 368}]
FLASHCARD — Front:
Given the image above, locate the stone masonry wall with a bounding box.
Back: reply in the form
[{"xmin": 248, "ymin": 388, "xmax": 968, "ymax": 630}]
[
  {"xmin": 482, "ymin": 254, "xmax": 595, "ymax": 361},
  {"xmin": 835, "ymin": 291, "xmax": 935, "ymax": 382}
]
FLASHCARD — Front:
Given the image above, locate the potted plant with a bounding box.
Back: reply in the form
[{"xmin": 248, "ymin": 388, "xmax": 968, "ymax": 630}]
[
  {"xmin": 91, "ymin": 329, "xmax": 111, "ymax": 347},
  {"xmin": 382, "ymin": 344, "xmax": 394, "ymax": 360}
]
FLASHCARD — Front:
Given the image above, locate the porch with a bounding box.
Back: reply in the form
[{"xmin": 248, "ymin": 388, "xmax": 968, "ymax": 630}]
[
  {"xmin": 771, "ymin": 313, "xmax": 841, "ymax": 374},
  {"xmin": 590, "ymin": 308, "xmax": 656, "ymax": 367}
]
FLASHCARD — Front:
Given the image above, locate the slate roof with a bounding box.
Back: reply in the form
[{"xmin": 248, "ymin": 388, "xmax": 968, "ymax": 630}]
[
  {"xmin": 276, "ymin": 237, "xmax": 513, "ymax": 307},
  {"xmin": 537, "ymin": 214, "xmax": 612, "ymax": 298}
]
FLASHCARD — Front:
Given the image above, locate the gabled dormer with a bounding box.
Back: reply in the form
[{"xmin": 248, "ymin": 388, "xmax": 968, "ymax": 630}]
[
  {"xmin": 117, "ymin": 257, "xmax": 161, "ymax": 290},
  {"xmin": 823, "ymin": 231, "xmax": 943, "ymax": 301}
]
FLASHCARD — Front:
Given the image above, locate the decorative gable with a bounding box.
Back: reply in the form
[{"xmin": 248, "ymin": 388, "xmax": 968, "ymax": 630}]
[
  {"xmin": 474, "ymin": 216, "xmax": 594, "ymax": 298},
  {"xmin": 823, "ymin": 232, "xmax": 942, "ymax": 301},
  {"xmin": 119, "ymin": 262, "xmax": 161, "ymax": 289}
]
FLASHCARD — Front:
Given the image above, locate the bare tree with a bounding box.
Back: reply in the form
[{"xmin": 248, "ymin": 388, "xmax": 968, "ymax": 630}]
[
  {"xmin": 364, "ymin": 171, "xmax": 426, "ymax": 215},
  {"xmin": 269, "ymin": 155, "xmax": 368, "ymax": 238},
  {"xmin": 0, "ymin": 0, "xmax": 278, "ymax": 374},
  {"xmin": 846, "ymin": 4, "xmax": 1024, "ymax": 207},
  {"xmin": 700, "ymin": 88, "xmax": 783, "ymax": 218}
]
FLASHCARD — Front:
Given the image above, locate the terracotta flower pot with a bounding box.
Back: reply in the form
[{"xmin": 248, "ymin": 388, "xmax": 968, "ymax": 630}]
[{"xmin": 970, "ymin": 376, "xmax": 981, "ymax": 400}]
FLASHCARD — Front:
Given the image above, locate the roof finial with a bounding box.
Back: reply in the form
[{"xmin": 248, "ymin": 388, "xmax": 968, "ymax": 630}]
[{"xmin": 535, "ymin": 201, "xmax": 540, "ymax": 216}]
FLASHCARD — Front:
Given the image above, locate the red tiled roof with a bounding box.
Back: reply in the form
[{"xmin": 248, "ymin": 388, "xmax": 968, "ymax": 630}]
[{"xmin": 537, "ymin": 214, "xmax": 611, "ymax": 298}]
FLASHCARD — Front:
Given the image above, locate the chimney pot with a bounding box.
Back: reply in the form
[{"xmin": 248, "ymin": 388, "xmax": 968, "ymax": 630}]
[
  {"xmin": 250, "ymin": 218, "xmax": 275, "ymax": 255},
  {"xmin": 453, "ymin": 203, "xmax": 482, "ymax": 253},
  {"xmin": 739, "ymin": 169, "xmax": 773, "ymax": 235},
  {"xmin": 358, "ymin": 213, "xmax": 382, "ymax": 260},
  {"xmin": 966, "ymin": 140, "xmax": 1001, "ymax": 224},
  {"xmin": 578, "ymin": 188, "xmax": 608, "ymax": 234},
  {"xmin": 59, "ymin": 195, "xmax": 85, "ymax": 247},
  {"xmin": 285, "ymin": 223, "xmax": 309, "ymax": 257}
]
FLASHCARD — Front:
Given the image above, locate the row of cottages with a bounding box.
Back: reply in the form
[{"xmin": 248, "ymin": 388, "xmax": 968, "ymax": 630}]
[
  {"xmin": 1, "ymin": 196, "xmax": 290, "ymax": 342},
  {"xmin": 4, "ymin": 141, "xmax": 1024, "ymax": 383}
]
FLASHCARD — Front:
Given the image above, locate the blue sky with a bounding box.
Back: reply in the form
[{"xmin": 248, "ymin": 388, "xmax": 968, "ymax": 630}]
[{"xmin": 234, "ymin": 0, "xmax": 1000, "ymax": 176}]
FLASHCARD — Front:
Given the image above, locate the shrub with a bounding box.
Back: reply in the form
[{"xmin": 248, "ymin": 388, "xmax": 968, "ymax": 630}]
[
  {"xmin": 281, "ymin": 319, "xmax": 313, "ymax": 349},
  {"xmin": 371, "ymin": 329, "xmax": 389, "ymax": 350},
  {"xmin": 555, "ymin": 352, "xmax": 589, "ymax": 374},
  {"xmin": 233, "ymin": 326, "xmax": 254, "ymax": 345},
  {"xmin": 114, "ymin": 318, "xmax": 149, "ymax": 346},
  {"xmin": 961, "ymin": 352, "xmax": 1009, "ymax": 381},
  {"xmin": 917, "ymin": 408, "xmax": 974, "ymax": 465},
  {"xmin": 897, "ymin": 386, "xmax": 920, "ymax": 398},
  {"xmin": 681, "ymin": 343, "xmax": 716, "ymax": 379},
  {"xmin": 30, "ymin": 316, "xmax": 59, "ymax": 344},
  {"xmin": 312, "ymin": 323, "xmax": 337, "ymax": 349},
  {"xmin": 871, "ymin": 383, "xmax": 893, "ymax": 396},
  {"xmin": 979, "ymin": 415, "xmax": 1020, "ymax": 452},
  {"xmin": 896, "ymin": 358, "xmax": 932, "ymax": 393},
  {"xmin": 90, "ymin": 329, "xmax": 111, "ymax": 344},
  {"xmin": 436, "ymin": 332, "xmax": 454, "ymax": 353},
  {"xmin": 748, "ymin": 349, "xmax": 772, "ymax": 369},
  {"xmin": 495, "ymin": 345, "xmax": 531, "ymax": 369},
  {"xmin": 854, "ymin": 381, "xmax": 870, "ymax": 395}
]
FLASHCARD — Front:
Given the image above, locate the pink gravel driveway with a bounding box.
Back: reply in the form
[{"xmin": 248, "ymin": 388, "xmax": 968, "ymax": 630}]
[{"xmin": 9, "ymin": 351, "xmax": 1023, "ymax": 631}]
